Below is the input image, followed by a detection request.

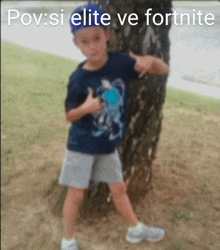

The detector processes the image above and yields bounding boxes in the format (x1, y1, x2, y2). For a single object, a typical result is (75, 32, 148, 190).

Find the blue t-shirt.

(65, 51, 138, 154)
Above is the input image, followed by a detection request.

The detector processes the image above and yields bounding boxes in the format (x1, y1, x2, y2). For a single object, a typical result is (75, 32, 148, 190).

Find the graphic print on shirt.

(91, 78, 125, 141)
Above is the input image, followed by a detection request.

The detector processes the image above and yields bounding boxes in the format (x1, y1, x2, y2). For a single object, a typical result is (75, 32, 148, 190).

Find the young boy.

(58, 4, 169, 250)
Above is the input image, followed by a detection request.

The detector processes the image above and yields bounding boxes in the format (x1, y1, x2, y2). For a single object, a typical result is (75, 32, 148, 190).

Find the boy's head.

(70, 4, 111, 61)
(70, 4, 105, 34)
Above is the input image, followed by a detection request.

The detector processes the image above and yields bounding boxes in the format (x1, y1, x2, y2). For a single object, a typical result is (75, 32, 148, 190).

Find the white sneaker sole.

(126, 231, 165, 243)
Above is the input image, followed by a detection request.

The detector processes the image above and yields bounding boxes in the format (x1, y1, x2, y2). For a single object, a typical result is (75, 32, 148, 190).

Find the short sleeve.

(64, 75, 81, 112)
(121, 53, 139, 80)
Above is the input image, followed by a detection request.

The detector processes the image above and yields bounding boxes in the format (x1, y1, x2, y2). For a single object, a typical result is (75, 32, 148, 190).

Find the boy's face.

(74, 27, 110, 62)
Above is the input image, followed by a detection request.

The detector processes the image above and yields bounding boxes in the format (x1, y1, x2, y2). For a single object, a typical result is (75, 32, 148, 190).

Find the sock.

(61, 238, 76, 249)
(129, 222, 144, 233)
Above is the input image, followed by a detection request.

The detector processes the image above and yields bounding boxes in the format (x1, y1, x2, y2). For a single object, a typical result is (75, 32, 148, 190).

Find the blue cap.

(69, 4, 105, 33)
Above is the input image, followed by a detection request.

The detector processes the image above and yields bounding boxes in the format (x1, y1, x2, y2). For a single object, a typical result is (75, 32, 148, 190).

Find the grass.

(1, 1, 12, 6)
(2, 41, 220, 250)
(164, 87, 220, 115)
(1, 41, 77, 172)
(2, 40, 219, 173)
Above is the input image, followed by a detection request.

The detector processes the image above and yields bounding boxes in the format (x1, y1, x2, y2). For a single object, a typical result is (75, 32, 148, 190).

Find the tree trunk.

(47, 0, 172, 217)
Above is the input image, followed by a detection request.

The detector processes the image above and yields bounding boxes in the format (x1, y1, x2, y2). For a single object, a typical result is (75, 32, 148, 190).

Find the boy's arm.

(129, 51, 169, 78)
(66, 88, 103, 123)
(66, 104, 88, 123)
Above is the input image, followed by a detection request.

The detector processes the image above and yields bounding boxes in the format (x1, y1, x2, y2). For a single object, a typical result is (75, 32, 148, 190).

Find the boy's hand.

(129, 51, 169, 77)
(82, 87, 103, 114)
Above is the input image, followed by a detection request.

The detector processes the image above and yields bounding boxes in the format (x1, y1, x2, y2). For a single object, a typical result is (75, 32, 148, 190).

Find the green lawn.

(2, 41, 220, 250)
(2, 40, 219, 172)
(1, 41, 77, 171)
(165, 86, 220, 115)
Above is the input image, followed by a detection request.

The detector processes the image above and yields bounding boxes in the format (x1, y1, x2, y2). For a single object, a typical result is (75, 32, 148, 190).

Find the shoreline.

(2, 39, 220, 100)
(2, 1, 219, 100)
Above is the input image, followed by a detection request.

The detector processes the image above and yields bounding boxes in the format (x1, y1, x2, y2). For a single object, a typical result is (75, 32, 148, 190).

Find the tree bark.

(47, 0, 172, 217)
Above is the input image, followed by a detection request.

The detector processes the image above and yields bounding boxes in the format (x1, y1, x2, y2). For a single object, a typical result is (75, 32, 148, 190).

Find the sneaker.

(126, 223, 165, 243)
(59, 240, 80, 250)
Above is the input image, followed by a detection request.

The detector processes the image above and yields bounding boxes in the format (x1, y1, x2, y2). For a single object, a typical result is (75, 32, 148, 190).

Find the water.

(1, 1, 220, 99)
(1, 1, 87, 61)
(170, 3, 220, 90)
(168, 2, 220, 99)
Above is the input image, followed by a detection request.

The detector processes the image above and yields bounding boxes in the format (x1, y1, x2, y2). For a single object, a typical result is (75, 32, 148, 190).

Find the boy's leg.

(92, 150, 165, 243)
(92, 150, 138, 226)
(109, 181, 165, 243)
(59, 149, 95, 239)
(63, 187, 84, 239)
(59, 149, 95, 249)
(108, 181, 138, 227)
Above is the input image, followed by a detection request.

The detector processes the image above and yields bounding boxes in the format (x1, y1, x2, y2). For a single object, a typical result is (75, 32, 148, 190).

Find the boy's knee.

(109, 181, 127, 199)
(68, 187, 84, 203)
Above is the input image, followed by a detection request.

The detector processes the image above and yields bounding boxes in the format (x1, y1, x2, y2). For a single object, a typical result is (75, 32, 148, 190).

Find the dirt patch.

(2, 110, 220, 250)
(202, 114, 220, 122)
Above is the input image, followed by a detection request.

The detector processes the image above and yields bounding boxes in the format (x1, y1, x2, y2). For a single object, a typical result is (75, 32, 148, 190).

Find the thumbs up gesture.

(82, 87, 103, 114)
(129, 51, 169, 77)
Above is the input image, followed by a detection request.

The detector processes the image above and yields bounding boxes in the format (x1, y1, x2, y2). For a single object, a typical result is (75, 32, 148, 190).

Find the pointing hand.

(129, 51, 169, 77)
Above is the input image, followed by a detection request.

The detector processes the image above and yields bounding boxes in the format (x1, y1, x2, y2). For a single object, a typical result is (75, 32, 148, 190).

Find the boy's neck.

(83, 53, 108, 71)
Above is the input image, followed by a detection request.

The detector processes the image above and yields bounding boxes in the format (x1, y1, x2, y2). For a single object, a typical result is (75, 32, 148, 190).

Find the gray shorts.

(58, 148, 123, 189)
